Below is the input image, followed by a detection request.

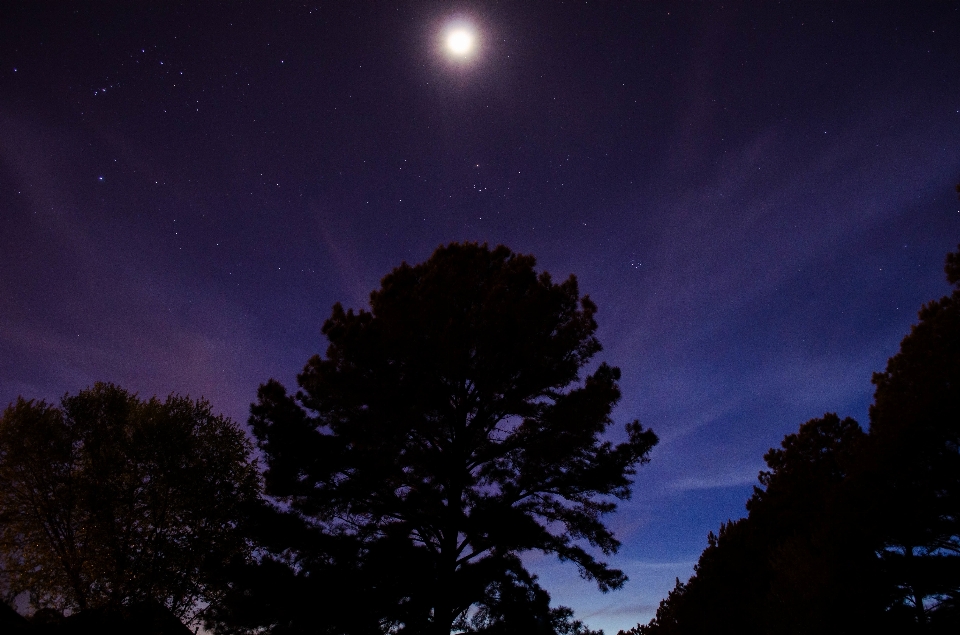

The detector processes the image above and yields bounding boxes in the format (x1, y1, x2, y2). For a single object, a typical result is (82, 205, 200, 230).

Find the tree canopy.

(866, 241, 960, 626)
(622, 240, 960, 635)
(624, 414, 879, 635)
(246, 242, 658, 634)
(0, 383, 260, 622)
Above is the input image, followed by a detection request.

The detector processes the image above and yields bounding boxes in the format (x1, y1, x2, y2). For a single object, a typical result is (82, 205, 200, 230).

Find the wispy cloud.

(583, 602, 659, 619)
(667, 470, 759, 492)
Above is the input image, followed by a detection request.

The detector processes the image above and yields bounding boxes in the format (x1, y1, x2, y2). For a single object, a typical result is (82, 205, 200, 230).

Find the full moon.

(446, 28, 475, 56)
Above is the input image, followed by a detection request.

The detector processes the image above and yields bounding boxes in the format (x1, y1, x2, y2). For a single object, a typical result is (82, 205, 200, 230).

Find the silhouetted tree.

(753, 414, 889, 634)
(205, 503, 430, 635)
(625, 517, 767, 635)
(864, 242, 960, 629)
(249, 243, 657, 634)
(624, 235, 960, 635)
(623, 415, 880, 635)
(0, 383, 259, 623)
(450, 554, 602, 635)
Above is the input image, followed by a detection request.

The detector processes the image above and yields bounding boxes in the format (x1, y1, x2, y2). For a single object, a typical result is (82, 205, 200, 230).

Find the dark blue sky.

(2, 2, 959, 631)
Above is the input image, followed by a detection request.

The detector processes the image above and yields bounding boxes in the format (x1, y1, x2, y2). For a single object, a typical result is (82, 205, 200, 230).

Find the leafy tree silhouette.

(864, 240, 960, 629)
(452, 554, 601, 635)
(247, 243, 657, 634)
(205, 503, 404, 635)
(623, 416, 885, 635)
(0, 383, 259, 624)
(622, 231, 960, 635)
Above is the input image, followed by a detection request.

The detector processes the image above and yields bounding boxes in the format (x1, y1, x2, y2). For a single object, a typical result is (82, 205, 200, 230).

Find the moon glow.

(446, 28, 475, 56)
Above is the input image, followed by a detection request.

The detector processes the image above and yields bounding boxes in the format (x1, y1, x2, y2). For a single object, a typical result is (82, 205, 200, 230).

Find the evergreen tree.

(865, 243, 960, 629)
(622, 236, 960, 635)
(247, 243, 657, 634)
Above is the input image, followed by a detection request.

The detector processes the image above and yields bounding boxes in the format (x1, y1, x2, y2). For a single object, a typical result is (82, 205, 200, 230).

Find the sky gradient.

(2, 2, 959, 631)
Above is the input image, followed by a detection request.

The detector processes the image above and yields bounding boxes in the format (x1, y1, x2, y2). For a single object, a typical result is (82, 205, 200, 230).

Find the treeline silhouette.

(618, 239, 960, 635)
(1, 243, 654, 635)
(1, 236, 958, 634)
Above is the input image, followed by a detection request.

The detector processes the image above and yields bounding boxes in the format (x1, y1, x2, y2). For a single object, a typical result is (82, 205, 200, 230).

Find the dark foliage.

(205, 502, 427, 635)
(0, 383, 259, 623)
(622, 239, 960, 635)
(0, 599, 193, 635)
(236, 243, 657, 634)
(625, 415, 880, 635)
(864, 241, 960, 628)
(452, 554, 602, 635)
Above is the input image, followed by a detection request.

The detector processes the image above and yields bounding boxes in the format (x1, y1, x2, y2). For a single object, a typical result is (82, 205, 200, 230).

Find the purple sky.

(2, 2, 959, 631)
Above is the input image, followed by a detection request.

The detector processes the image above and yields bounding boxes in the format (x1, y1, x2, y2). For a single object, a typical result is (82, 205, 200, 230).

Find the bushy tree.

(624, 414, 883, 635)
(249, 243, 657, 634)
(865, 243, 960, 628)
(206, 503, 432, 635)
(753, 414, 887, 634)
(624, 236, 960, 635)
(0, 383, 259, 622)
(452, 554, 602, 635)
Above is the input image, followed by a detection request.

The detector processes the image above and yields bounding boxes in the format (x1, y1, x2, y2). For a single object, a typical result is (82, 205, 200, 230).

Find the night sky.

(2, 2, 959, 631)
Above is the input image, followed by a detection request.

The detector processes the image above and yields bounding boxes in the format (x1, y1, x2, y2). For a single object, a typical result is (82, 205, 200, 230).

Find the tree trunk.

(905, 545, 926, 626)
(432, 550, 457, 635)
(433, 468, 465, 635)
